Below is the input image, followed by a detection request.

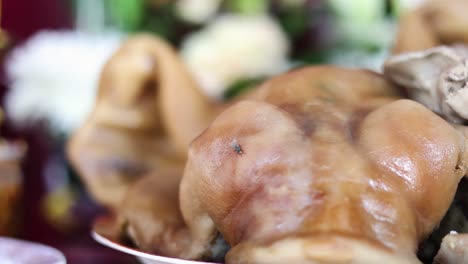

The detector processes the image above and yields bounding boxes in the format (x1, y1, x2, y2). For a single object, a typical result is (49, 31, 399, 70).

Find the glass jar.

(0, 140, 26, 236)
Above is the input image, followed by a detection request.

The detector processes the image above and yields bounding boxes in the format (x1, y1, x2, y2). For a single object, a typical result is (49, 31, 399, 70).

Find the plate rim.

(0, 236, 67, 264)
(92, 225, 219, 264)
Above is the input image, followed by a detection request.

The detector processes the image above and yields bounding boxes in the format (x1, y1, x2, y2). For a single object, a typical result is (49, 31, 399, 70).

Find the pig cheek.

(196, 136, 240, 221)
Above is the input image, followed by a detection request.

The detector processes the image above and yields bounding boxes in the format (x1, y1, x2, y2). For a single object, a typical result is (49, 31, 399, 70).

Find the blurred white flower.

(176, 0, 222, 24)
(5, 30, 122, 134)
(181, 15, 290, 99)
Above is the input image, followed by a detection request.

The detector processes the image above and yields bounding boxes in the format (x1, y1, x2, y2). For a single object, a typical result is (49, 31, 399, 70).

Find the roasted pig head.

(180, 66, 468, 263)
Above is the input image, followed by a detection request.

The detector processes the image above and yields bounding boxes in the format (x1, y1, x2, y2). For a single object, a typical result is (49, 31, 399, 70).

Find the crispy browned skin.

(67, 34, 217, 208)
(180, 66, 468, 263)
(394, 0, 468, 54)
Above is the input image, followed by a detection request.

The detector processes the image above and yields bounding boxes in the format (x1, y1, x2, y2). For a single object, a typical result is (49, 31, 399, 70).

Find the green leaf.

(223, 78, 264, 100)
(298, 51, 330, 65)
(278, 7, 308, 38)
(108, 0, 145, 31)
(390, 0, 421, 17)
(139, 2, 182, 43)
(228, 0, 268, 14)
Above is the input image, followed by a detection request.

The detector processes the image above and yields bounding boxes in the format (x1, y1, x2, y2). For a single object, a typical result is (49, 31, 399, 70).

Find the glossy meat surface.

(180, 66, 468, 263)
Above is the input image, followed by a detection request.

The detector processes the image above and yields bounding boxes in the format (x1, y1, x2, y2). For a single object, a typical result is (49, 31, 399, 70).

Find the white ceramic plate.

(92, 216, 220, 264)
(0, 237, 66, 264)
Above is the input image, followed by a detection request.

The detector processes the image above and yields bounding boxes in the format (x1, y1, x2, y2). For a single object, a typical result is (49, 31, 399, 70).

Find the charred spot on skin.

(231, 139, 244, 155)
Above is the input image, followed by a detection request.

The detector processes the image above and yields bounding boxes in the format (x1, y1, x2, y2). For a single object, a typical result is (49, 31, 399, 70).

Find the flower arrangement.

(4, 0, 424, 134)
(181, 14, 290, 99)
(5, 31, 122, 134)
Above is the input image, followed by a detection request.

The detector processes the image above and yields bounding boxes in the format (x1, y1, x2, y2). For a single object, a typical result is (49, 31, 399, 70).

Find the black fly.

(231, 139, 244, 155)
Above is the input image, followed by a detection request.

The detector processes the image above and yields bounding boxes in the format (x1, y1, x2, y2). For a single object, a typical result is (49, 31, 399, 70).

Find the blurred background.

(0, 0, 422, 263)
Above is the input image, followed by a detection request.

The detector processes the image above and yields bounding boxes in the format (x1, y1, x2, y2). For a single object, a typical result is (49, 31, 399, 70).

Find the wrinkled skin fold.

(180, 66, 468, 263)
(384, 45, 468, 124)
(389, 0, 468, 124)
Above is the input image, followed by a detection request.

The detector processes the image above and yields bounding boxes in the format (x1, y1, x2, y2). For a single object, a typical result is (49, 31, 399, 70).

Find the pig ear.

(383, 46, 462, 114)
